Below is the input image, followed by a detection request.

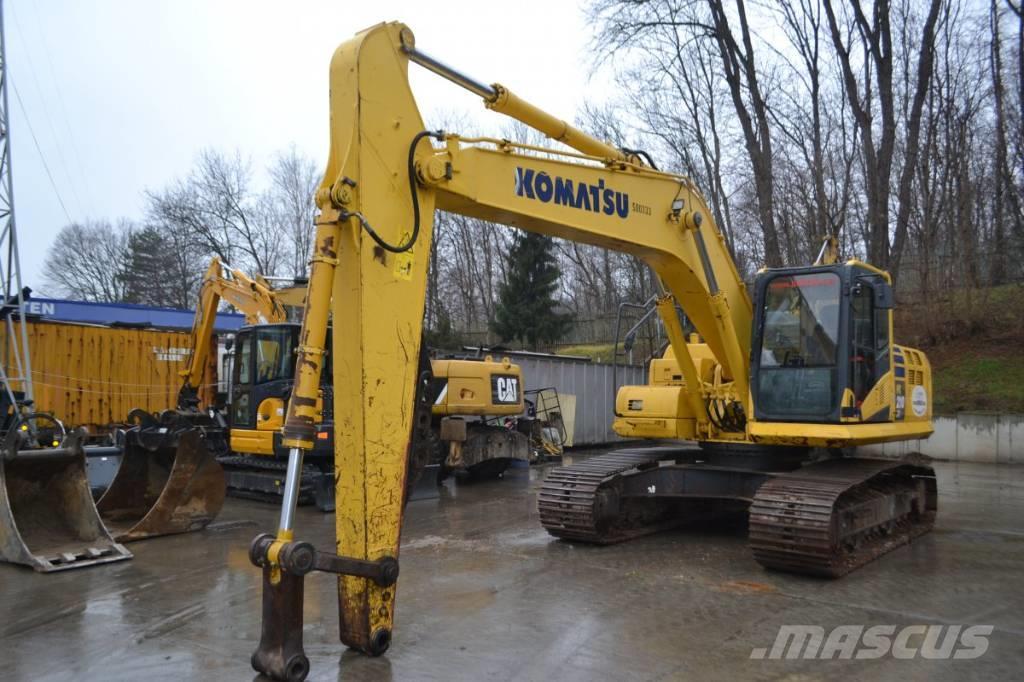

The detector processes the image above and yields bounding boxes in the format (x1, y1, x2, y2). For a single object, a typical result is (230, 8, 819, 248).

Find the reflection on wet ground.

(1, 450, 1022, 681)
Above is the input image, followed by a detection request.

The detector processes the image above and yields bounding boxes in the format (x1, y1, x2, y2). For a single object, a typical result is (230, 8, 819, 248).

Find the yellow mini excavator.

(248, 22, 936, 681)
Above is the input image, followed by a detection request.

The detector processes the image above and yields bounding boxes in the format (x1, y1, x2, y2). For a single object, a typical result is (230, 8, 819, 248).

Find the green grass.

(897, 282, 1024, 414)
(932, 353, 1024, 415)
(555, 343, 616, 363)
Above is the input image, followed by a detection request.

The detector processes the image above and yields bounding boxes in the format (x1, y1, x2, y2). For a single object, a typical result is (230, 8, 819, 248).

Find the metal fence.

(500, 351, 646, 446)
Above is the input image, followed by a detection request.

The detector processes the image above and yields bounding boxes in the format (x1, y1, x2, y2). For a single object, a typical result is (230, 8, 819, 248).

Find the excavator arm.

(178, 257, 287, 408)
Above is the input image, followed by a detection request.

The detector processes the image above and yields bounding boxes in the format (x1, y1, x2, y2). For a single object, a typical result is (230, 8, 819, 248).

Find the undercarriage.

(539, 444, 937, 577)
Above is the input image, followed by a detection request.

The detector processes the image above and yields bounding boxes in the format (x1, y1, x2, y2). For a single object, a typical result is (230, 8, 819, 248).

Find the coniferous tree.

(122, 226, 203, 309)
(490, 231, 571, 348)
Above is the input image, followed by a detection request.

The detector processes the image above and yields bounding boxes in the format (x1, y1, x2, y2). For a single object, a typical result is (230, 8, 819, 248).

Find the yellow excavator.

(248, 22, 936, 681)
(178, 256, 288, 409)
(176, 258, 533, 509)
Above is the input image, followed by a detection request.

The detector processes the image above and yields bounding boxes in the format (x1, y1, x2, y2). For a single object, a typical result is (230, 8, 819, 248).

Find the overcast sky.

(5, 0, 597, 294)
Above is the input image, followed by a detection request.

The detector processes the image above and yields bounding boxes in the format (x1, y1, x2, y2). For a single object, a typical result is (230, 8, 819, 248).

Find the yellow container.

(4, 319, 216, 433)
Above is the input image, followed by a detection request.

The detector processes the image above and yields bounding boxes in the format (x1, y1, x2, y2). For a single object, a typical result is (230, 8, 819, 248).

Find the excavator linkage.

(0, 428, 132, 572)
(96, 409, 226, 542)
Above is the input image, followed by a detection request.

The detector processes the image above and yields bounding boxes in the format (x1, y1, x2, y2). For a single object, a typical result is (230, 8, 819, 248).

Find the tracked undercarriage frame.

(539, 445, 937, 577)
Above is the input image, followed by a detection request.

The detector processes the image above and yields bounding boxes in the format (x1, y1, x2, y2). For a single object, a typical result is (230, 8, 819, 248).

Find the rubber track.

(216, 454, 323, 475)
(538, 448, 673, 543)
(217, 455, 324, 503)
(748, 457, 937, 577)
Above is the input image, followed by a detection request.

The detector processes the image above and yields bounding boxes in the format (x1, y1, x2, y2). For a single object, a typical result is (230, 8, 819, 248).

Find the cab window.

(236, 332, 252, 385)
(255, 327, 296, 384)
(850, 280, 891, 405)
(756, 273, 841, 419)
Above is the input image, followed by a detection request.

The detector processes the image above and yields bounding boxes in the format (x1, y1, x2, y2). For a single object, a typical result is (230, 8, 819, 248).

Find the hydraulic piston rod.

(278, 447, 304, 532)
(399, 30, 626, 162)
(400, 35, 495, 99)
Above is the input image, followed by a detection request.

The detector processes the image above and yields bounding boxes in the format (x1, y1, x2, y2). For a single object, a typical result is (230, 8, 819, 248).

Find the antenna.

(0, 0, 35, 409)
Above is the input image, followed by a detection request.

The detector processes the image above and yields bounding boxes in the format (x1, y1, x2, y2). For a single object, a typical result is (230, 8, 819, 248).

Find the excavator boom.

(179, 257, 287, 407)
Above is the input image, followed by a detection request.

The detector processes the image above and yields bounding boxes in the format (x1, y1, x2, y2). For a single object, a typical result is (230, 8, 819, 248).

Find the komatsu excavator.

(248, 22, 936, 681)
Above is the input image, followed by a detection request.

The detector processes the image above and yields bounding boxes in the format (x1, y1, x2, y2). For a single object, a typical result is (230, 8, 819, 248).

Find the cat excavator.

(248, 22, 936, 681)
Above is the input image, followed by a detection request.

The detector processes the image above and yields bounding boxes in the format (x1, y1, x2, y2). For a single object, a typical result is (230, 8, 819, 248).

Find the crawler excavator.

(248, 22, 936, 681)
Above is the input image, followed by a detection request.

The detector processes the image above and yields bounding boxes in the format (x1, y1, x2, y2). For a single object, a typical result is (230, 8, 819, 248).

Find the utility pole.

(0, 0, 34, 408)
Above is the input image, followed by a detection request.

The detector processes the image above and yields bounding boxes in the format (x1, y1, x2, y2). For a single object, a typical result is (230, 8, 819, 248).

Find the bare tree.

(705, 0, 785, 265)
(146, 149, 286, 277)
(589, 0, 785, 266)
(42, 219, 132, 301)
(265, 145, 320, 278)
(822, 0, 943, 274)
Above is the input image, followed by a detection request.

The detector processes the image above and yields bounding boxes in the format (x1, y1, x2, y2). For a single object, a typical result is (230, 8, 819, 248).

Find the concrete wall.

(862, 413, 1024, 463)
(507, 353, 646, 446)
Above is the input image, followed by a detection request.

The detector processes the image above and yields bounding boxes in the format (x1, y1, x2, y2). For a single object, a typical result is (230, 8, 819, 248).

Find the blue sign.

(22, 298, 245, 333)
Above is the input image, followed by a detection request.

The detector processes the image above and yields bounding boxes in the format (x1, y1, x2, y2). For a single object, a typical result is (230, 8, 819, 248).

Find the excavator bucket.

(0, 429, 132, 572)
(96, 409, 226, 542)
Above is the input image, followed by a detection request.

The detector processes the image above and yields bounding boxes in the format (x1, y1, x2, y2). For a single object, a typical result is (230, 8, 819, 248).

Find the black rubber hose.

(346, 129, 444, 254)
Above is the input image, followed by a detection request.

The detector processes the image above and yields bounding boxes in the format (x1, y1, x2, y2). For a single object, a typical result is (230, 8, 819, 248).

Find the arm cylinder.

(485, 85, 626, 161)
(277, 215, 340, 537)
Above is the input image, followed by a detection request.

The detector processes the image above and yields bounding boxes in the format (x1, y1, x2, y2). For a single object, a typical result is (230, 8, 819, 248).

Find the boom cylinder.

(399, 31, 626, 162)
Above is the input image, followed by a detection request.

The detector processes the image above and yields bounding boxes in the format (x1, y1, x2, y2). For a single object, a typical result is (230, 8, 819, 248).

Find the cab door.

(848, 275, 893, 420)
(231, 329, 255, 429)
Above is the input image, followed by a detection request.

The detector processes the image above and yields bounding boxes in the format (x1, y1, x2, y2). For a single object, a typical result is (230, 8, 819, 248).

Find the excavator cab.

(750, 261, 925, 428)
(230, 324, 299, 441)
(224, 323, 335, 509)
(229, 323, 333, 457)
